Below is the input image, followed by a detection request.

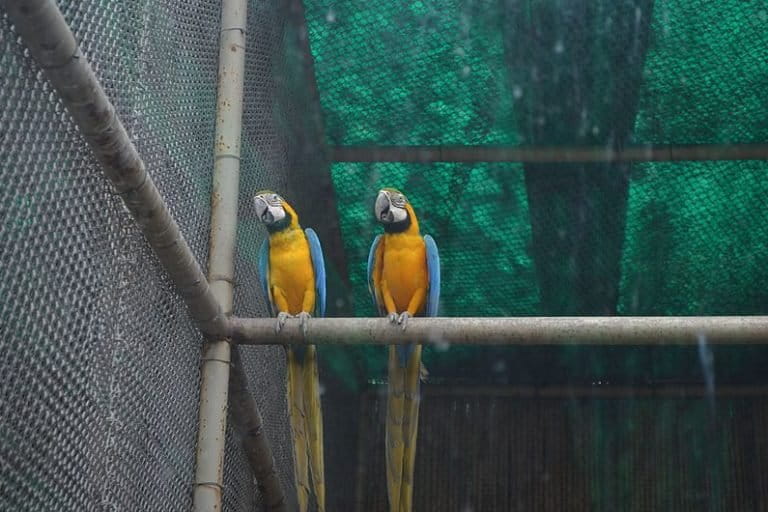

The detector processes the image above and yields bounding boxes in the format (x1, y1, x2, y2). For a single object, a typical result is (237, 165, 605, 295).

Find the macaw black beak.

(253, 196, 272, 224)
(375, 191, 393, 223)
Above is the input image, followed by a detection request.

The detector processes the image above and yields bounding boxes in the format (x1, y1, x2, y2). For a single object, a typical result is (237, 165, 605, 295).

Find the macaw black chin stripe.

(266, 209, 293, 234)
(383, 214, 411, 234)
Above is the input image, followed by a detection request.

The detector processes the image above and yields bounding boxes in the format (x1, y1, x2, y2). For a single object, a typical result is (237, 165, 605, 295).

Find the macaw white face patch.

(254, 193, 286, 225)
(375, 190, 409, 224)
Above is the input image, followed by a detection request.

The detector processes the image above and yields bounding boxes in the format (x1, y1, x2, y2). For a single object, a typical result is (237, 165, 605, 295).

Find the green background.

(302, 0, 768, 389)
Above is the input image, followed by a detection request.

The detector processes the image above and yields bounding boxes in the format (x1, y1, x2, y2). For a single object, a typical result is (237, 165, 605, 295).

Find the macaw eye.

(272, 194, 278, 201)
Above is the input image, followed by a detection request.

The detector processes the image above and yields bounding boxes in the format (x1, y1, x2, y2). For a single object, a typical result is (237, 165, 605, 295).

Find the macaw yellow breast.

(382, 234, 428, 313)
(269, 230, 315, 315)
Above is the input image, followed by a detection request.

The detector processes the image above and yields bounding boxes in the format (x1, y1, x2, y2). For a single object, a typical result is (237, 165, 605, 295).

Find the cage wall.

(357, 387, 768, 511)
(302, 0, 768, 380)
(0, 0, 335, 509)
(301, 0, 768, 509)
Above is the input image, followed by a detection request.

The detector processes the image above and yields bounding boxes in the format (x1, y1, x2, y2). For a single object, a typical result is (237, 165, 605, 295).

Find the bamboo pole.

(331, 144, 768, 163)
(193, 0, 248, 510)
(4, 0, 227, 337)
(228, 350, 288, 511)
(228, 316, 768, 346)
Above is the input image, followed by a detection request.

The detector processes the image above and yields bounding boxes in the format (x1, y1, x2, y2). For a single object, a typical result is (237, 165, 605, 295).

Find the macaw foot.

(297, 311, 312, 336)
(397, 311, 411, 331)
(275, 311, 293, 334)
(420, 362, 430, 382)
(387, 312, 399, 324)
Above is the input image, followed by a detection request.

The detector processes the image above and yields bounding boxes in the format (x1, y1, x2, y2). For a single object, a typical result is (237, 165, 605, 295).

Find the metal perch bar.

(332, 144, 768, 163)
(4, 0, 227, 337)
(229, 316, 768, 345)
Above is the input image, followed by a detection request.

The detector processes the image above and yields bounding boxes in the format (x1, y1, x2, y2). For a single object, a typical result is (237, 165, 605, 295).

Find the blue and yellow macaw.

(368, 188, 440, 512)
(253, 191, 325, 512)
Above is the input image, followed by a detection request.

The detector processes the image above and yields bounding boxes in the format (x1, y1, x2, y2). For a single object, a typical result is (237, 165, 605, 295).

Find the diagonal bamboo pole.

(228, 350, 288, 511)
(7, 1, 285, 508)
(227, 316, 768, 346)
(3, 0, 228, 338)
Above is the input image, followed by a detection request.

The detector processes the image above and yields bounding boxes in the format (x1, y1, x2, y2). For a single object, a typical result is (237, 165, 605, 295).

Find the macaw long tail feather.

(287, 348, 310, 512)
(386, 344, 422, 512)
(386, 346, 404, 512)
(303, 345, 326, 512)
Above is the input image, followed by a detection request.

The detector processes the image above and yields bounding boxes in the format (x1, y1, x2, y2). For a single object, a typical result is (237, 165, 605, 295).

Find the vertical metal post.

(192, 0, 247, 510)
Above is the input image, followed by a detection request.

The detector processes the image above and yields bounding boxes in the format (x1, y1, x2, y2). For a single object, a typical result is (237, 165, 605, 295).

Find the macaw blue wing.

(258, 237, 274, 316)
(367, 234, 384, 315)
(424, 234, 440, 317)
(305, 228, 326, 318)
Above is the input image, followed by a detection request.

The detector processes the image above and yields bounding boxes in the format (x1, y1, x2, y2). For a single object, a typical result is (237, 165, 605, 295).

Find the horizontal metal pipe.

(229, 316, 768, 346)
(332, 144, 768, 164)
(6, 0, 227, 336)
(404, 385, 768, 399)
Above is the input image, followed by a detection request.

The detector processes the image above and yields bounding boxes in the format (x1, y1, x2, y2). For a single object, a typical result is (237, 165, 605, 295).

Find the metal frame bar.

(228, 316, 768, 345)
(4, 0, 228, 337)
(332, 144, 768, 163)
(408, 385, 768, 398)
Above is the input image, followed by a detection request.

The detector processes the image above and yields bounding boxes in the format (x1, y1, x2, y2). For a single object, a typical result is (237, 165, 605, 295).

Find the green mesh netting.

(305, 3, 768, 507)
(305, 0, 768, 388)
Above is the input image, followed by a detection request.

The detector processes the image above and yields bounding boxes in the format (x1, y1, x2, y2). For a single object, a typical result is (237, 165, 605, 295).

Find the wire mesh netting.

(302, 0, 768, 509)
(0, 0, 337, 509)
(3, 0, 768, 510)
(304, 0, 768, 379)
(358, 388, 768, 511)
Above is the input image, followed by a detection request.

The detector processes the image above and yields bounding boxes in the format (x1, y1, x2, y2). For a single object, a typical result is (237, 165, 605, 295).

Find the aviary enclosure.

(2, 0, 768, 510)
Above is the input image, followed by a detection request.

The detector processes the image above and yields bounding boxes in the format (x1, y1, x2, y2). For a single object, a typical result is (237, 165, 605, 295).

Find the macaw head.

(374, 188, 417, 233)
(253, 190, 295, 232)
